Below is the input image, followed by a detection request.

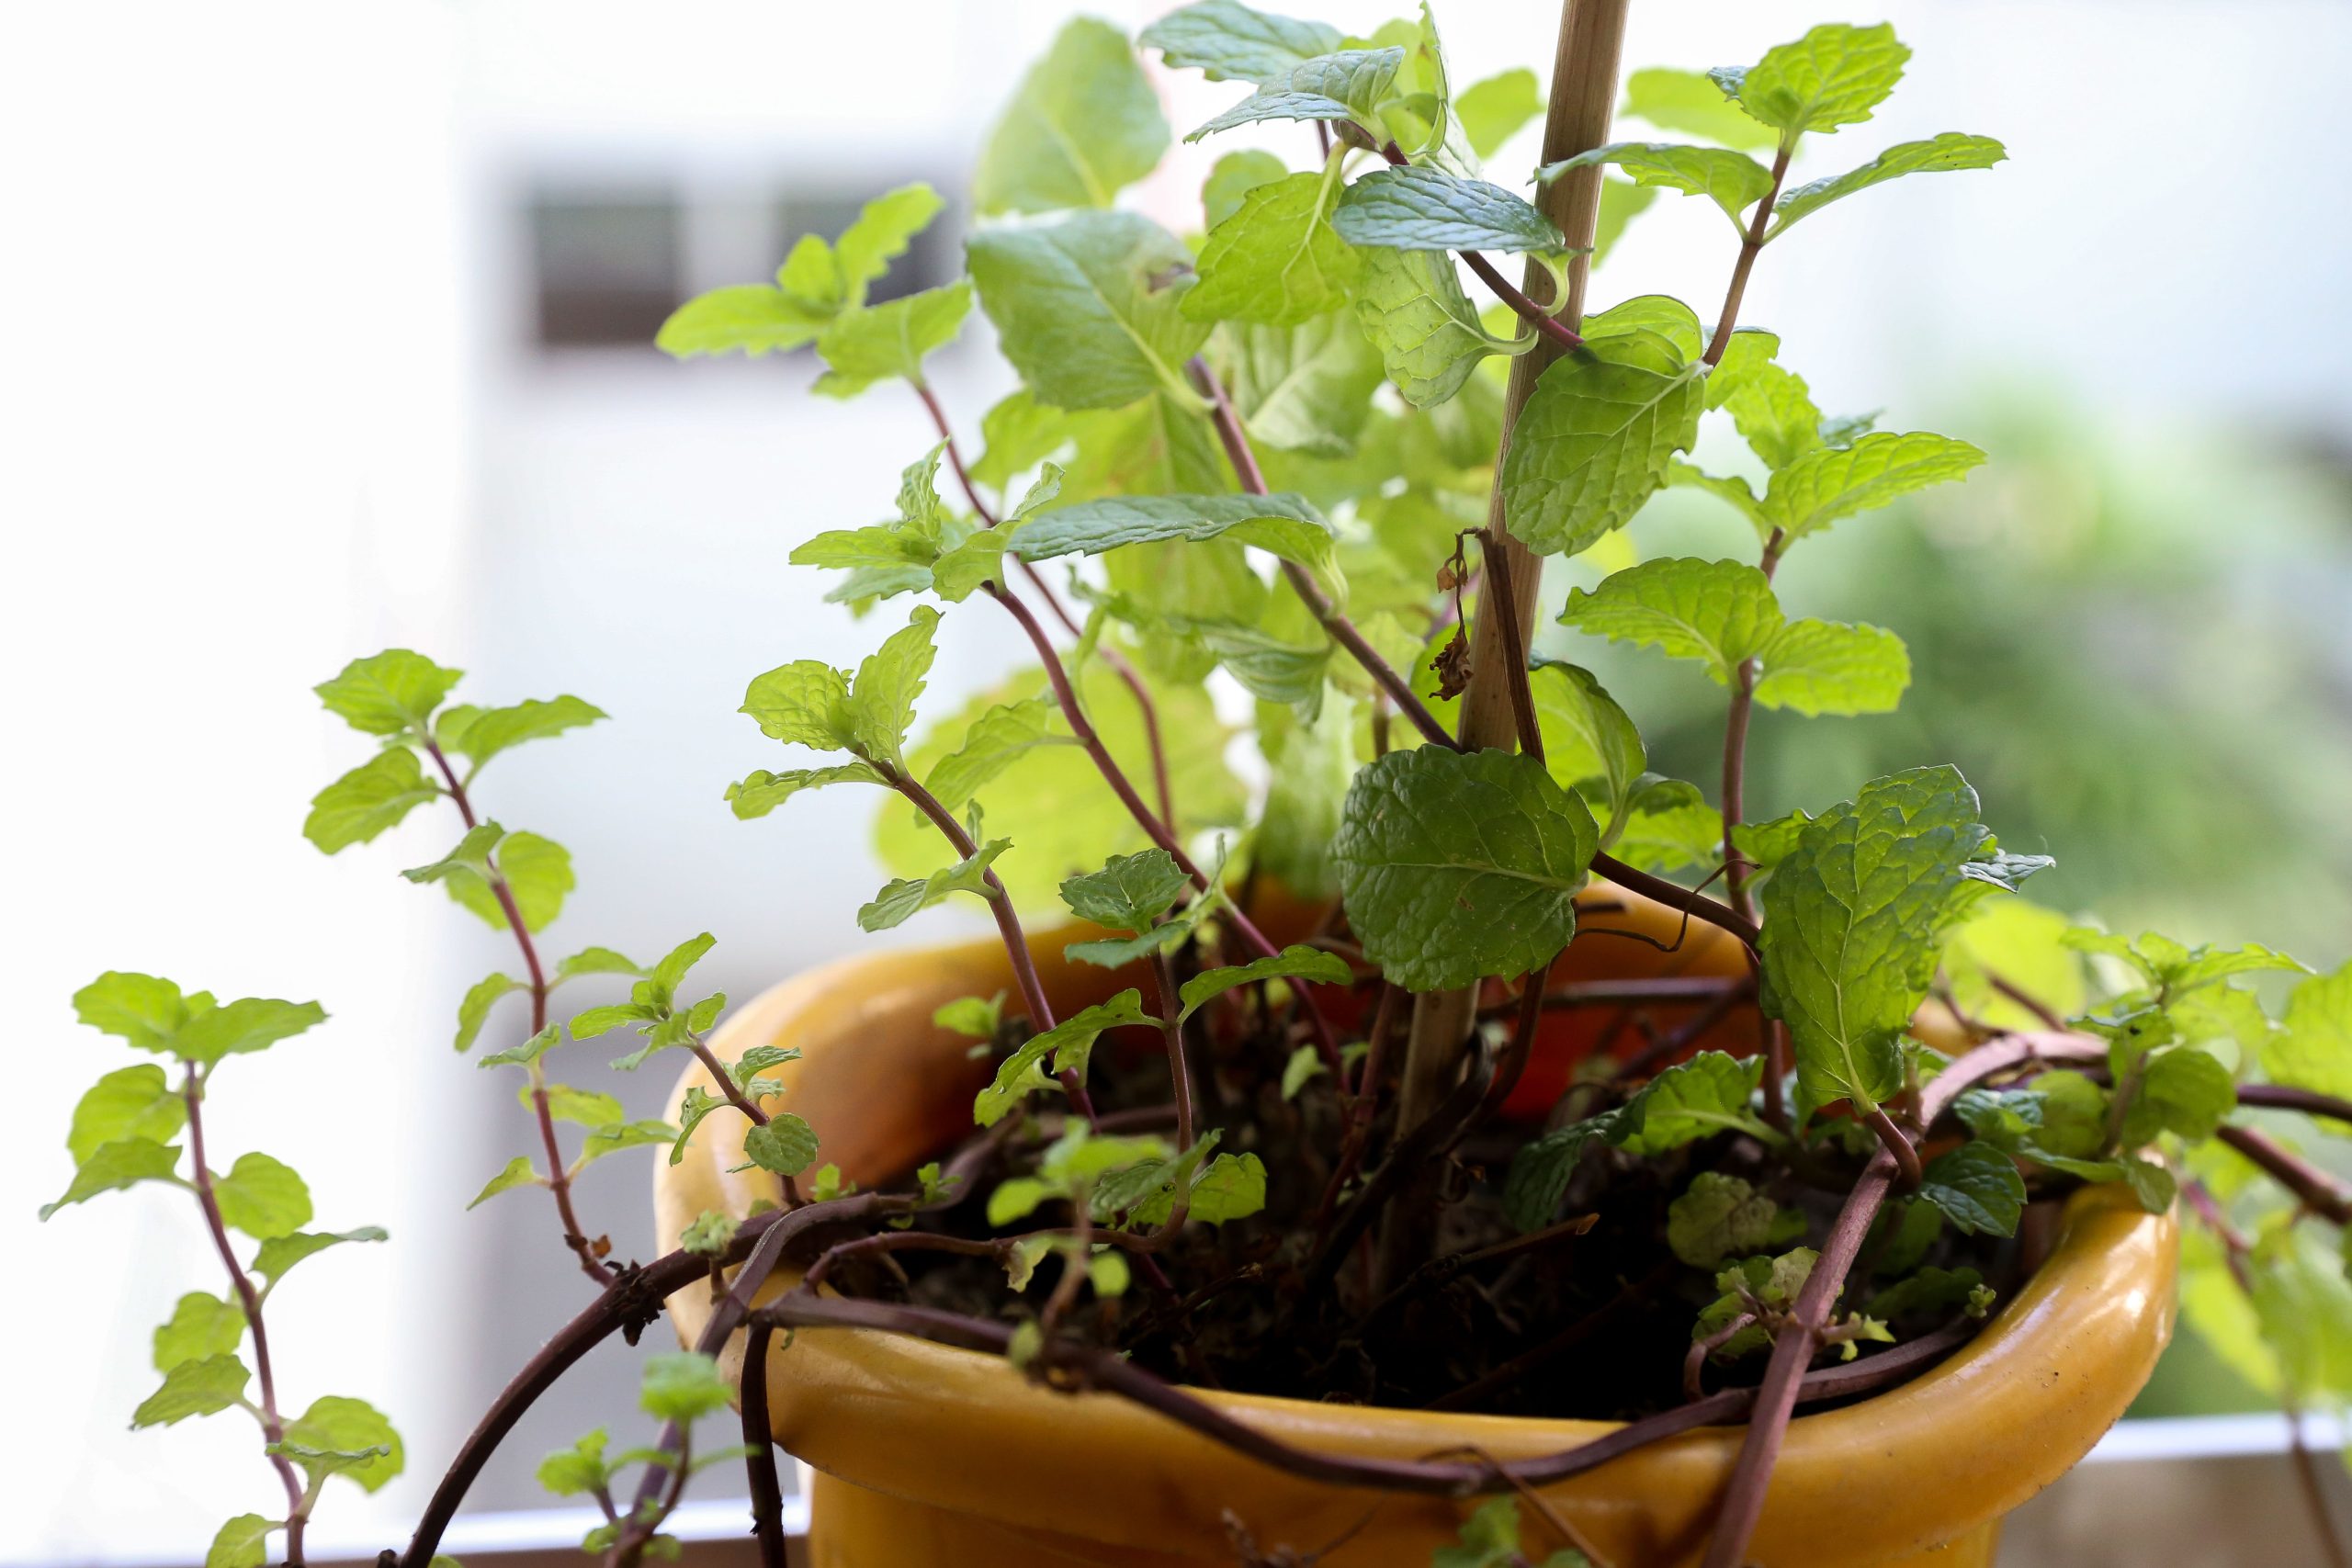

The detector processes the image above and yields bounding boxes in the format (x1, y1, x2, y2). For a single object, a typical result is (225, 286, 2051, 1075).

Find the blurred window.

(531, 193, 682, 348)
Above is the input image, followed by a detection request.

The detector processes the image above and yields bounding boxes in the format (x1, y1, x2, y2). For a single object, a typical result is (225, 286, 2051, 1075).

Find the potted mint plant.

(40, 5, 2352, 1566)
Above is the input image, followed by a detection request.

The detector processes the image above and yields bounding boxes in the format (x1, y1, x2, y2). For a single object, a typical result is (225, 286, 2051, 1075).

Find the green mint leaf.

(740, 661, 855, 752)
(1184, 166, 1360, 327)
(1752, 618, 1912, 716)
(154, 1292, 244, 1372)
(847, 605, 939, 770)
(580, 1119, 678, 1164)
(537, 1083, 626, 1130)
(1530, 660, 1645, 818)
(2120, 1047, 2234, 1147)
(250, 1226, 388, 1287)
(651, 934, 716, 1008)
(1332, 747, 1598, 993)
(1621, 66, 1774, 152)
(1012, 492, 1332, 579)
(1860, 1264, 1986, 1324)
(656, 284, 828, 359)
(435, 694, 605, 773)
(1177, 1151, 1268, 1224)
(1349, 243, 1510, 409)
(1770, 133, 2007, 237)
(467, 1156, 542, 1210)
(640, 1351, 732, 1424)
(726, 761, 888, 821)
(73, 971, 192, 1052)
(211, 1151, 312, 1240)
(1940, 897, 2086, 1032)
(304, 750, 438, 853)
(1504, 1107, 1632, 1231)
(1716, 23, 1910, 138)
(681, 1209, 740, 1257)
(975, 17, 1169, 215)
(1728, 805, 1812, 872)
(206, 1517, 274, 1568)
(478, 1025, 561, 1069)
(1059, 848, 1192, 932)
(1708, 335, 1826, 471)
(1499, 329, 1703, 556)
(443, 831, 573, 935)
(813, 281, 973, 399)
(69, 1065, 187, 1165)
(971, 389, 1075, 491)
(833, 183, 944, 303)
(2064, 928, 2306, 996)
(1182, 49, 1406, 143)
(1582, 294, 1706, 362)
(41, 1136, 183, 1219)
(2269, 961, 2352, 1100)
(974, 990, 1154, 1125)
(1668, 1171, 1781, 1268)
(279, 1393, 403, 1493)
(314, 649, 462, 736)
(537, 1430, 613, 1496)
(1203, 151, 1291, 232)
(925, 694, 1069, 814)
(968, 211, 1211, 409)
(1089, 1131, 1213, 1226)
(858, 839, 1012, 932)
(1603, 782, 1726, 874)
(1178, 944, 1351, 1022)
(1616, 1051, 1768, 1155)
(1139, 1, 1341, 84)
(934, 994, 1006, 1040)
(1760, 429, 1986, 540)
(2118, 1156, 2177, 1213)
(1559, 557, 1782, 682)
(1221, 312, 1385, 457)
(132, 1354, 250, 1427)
(1454, 67, 1542, 157)
(1666, 460, 1769, 532)
(454, 972, 522, 1053)
(670, 1088, 730, 1164)
(1758, 766, 1995, 1114)
(1281, 1043, 1324, 1100)
(737, 1113, 820, 1178)
(1538, 142, 1773, 229)
(401, 821, 504, 888)
(1333, 165, 1568, 257)
(1918, 1141, 2026, 1237)
(989, 1177, 1052, 1227)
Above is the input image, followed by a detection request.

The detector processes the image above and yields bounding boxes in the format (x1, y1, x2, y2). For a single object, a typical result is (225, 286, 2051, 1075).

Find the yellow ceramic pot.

(656, 889, 2176, 1567)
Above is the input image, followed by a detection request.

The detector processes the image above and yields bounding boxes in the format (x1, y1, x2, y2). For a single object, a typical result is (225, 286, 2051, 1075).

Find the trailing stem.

(422, 739, 614, 1286)
(184, 1067, 309, 1562)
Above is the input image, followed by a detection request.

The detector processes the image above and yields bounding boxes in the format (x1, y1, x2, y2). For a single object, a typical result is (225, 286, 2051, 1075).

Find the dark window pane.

(532, 195, 681, 349)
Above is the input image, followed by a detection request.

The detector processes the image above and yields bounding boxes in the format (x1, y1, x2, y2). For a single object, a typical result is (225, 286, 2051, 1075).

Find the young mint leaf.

(1559, 557, 1782, 682)
(1538, 142, 1773, 229)
(1771, 133, 2007, 237)
(1140, 1, 1341, 84)
(1758, 766, 1995, 1115)
(40, 1136, 184, 1219)
(454, 973, 522, 1053)
(1175, 1151, 1267, 1224)
(726, 761, 888, 821)
(1281, 1044, 1325, 1100)
(1616, 1051, 1770, 1155)
(1504, 1107, 1634, 1232)
(304, 750, 438, 852)
(1750, 618, 1911, 716)
(1582, 294, 1706, 362)
(832, 183, 944, 302)
(314, 649, 462, 737)
(1709, 339, 1826, 471)
(858, 839, 1012, 932)
(681, 1208, 740, 1258)
(934, 994, 1006, 1041)
(1333, 165, 1569, 258)
(206, 1516, 274, 1568)
(437, 694, 605, 773)
(1182, 49, 1406, 143)
(2120, 1047, 2235, 1147)
(251, 1226, 388, 1287)
(279, 1394, 403, 1493)
(1222, 312, 1385, 457)
(211, 1151, 312, 1240)
(580, 1119, 679, 1165)
(1604, 784, 1726, 874)
(640, 1351, 732, 1423)
(478, 1025, 561, 1070)
(401, 821, 506, 888)
(813, 281, 973, 399)
(443, 832, 573, 935)
(1668, 1172, 1781, 1268)
(847, 605, 939, 771)
(925, 694, 1069, 814)
(969, 211, 1208, 410)
(1715, 23, 1909, 138)
(537, 1083, 626, 1130)
(2269, 962, 2352, 1100)
(132, 1354, 251, 1427)
(1332, 747, 1598, 993)
(736, 1113, 820, 1178)
(1499, 329, 1703, 557)
(73, 970, 192, 1052)
(1621, 66, 1774, 152)
(975, 991, 1155, 1125)
(1202, 149, 1292, 232)
(467, 1156, 542, 1210)
(1760, 430, 1986, 540)
(975, 17, 1169, 215)
(69, 1065, 187, 1164)
(1454, 67, 1542, 157)
(154, 1292, 244, 1372)
(1059, 849, 1191, 933)
(1012, 493, 1334, 585)
(1184, 166, 1359, 327)
(655, 284, 830, 359)
(537, 1430, 612, 1496)
(1918, 1142, 2026, 1237)
(1349, 243, 1510, 408)
(739, 661, 855, 751)
(1178, 945, 1352, 1022)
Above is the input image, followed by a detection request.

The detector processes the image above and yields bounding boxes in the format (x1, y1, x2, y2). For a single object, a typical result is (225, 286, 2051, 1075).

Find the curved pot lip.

(658, 893, 2177, 1563)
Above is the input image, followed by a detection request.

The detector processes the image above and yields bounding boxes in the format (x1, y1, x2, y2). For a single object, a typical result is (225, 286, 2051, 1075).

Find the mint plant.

(42, 5, 2352, 1566)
